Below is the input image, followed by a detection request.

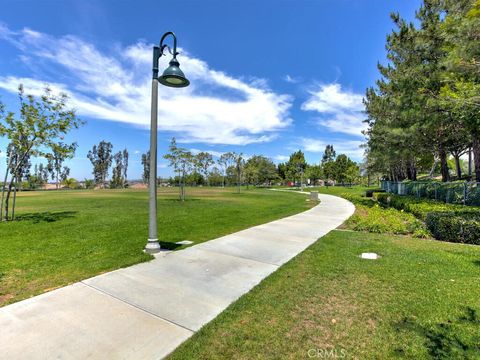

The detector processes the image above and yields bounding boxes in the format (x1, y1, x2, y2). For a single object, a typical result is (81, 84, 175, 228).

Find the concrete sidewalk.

(0, 193, 354, 360)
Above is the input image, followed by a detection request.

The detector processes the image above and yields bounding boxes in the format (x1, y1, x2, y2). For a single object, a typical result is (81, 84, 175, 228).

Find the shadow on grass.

(158, 241, 183, 250)
(161, 198, 201, 203)
(473, 260, 480, 267)
(394, 307, 480, 359)
(15, 211, 77, 223)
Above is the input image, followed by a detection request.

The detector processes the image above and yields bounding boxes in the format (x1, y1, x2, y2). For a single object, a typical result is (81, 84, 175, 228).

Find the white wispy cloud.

(273, 155, 289, 162)
(301, 83, 366, 137)
(299, 137, 364, 160)
(284, 75, 301, 84)
(0, 25, 293, 145)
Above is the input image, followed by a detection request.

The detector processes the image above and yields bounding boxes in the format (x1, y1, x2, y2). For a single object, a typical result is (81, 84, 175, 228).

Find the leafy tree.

(1, 142, 31, 219)
(111, 151, 126, 189)
(323, 161, 336, 181)
(62, 177, 78, 189)
(285, 150, 306, 184)
(0, 85, 82, 221)
(141, 151, 150, 184)
(59, 166, 70, 184)
(345, 162, 360, 185)
(277, 162, 288, 182)
(87, 141, 113, 188)
(321, 145, 336, 164)
(218, 152, 235, 187)
(440, 0, 480, 180)
(195, 152, 214, 186)
(27, 164, 49, 190)
(37, 164, 50, 183)
(364, 1, 474, 182)
(305, 164, 323, 185)
(333, 154, 359, 185)
(231, 152, 245, 193)
(244, 155, 278, 187)
(84, 179, 95, 189)
(164, 138, 194, 201)
(46, 142, 77, 189)
(122, 148, 129, 184)
(207, 166, 224, 186)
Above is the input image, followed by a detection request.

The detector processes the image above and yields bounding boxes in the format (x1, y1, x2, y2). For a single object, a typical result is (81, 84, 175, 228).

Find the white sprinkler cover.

(360, 252, 379, 260)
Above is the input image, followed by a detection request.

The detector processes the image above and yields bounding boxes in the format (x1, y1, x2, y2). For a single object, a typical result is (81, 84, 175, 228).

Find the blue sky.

(0, 0, 422, 180)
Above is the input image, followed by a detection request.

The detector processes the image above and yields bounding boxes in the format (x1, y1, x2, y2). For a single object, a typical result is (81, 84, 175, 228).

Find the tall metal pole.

(145, 47, 161, 254)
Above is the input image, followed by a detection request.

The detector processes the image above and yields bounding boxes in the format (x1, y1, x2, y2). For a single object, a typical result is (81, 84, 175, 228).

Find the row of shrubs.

(374, 193, 480, 245)
(340, 192, 429, 238)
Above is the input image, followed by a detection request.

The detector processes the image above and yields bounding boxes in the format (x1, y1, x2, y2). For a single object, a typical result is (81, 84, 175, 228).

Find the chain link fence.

(380, 180, 480, 206)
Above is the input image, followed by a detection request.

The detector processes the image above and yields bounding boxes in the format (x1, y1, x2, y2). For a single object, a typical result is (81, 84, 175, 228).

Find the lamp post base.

(145, 239, 161, 254)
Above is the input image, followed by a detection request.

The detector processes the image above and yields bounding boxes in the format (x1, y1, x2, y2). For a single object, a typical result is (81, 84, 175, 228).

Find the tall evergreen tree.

(141, 151, 150, 184)
(321, 145, 336, 164)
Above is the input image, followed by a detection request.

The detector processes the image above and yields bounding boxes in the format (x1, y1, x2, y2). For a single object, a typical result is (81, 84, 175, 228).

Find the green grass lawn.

(168, 186, 480, 359)
(169, 230, 480, 360)
(0, 187, 313, 306)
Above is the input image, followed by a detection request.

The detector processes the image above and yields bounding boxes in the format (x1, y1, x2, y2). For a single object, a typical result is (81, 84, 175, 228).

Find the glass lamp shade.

(158, 58, 189, 88)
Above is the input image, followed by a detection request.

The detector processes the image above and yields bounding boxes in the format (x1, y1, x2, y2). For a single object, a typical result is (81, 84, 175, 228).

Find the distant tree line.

(159, 138, 361, 201)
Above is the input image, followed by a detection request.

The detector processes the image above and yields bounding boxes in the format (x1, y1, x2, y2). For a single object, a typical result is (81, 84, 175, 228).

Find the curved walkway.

(0, 193, 354, 360)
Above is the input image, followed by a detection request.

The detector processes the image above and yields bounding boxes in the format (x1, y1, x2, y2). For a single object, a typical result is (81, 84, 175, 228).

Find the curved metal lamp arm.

(160, 31, 178, 57)
(152, 31, 178, 79)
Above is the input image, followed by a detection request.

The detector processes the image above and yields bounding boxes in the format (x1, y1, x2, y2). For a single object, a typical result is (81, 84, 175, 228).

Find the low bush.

(365, 188, 385, 198)
(346, 203, 427, 236)
(336, 192, 428, 237)
(426, 211, 480, 245)
(374, 193, 463, 220)
(375, 193, 480, 244)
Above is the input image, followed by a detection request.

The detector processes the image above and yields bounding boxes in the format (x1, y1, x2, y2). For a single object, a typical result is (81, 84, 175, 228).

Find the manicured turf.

(168, 230, 480, 359)
(0, 187, 313, 306)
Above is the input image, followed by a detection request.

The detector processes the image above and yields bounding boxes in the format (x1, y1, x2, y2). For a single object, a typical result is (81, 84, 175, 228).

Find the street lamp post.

(145, 32, 190, 254)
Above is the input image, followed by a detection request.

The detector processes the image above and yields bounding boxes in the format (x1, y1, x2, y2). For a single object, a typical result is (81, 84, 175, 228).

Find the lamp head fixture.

(153, 32, 190, 88)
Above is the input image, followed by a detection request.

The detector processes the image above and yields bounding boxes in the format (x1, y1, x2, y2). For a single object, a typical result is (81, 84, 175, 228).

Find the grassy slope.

(169, 230, 480, 360)
(0, 187, 313, 306)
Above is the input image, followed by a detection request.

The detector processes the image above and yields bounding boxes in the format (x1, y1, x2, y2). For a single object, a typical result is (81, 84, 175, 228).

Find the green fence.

(380, 181, 480, 206)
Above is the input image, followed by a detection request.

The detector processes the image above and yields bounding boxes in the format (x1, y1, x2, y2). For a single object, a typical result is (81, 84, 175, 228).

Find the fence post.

(463, 181, 467, 206)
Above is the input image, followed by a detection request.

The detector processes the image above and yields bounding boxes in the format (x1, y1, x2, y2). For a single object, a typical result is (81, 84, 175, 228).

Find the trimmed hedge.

(375, 193, 480, 244)
(374, 193, 462, 220)
(426, 211, 480, 245)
